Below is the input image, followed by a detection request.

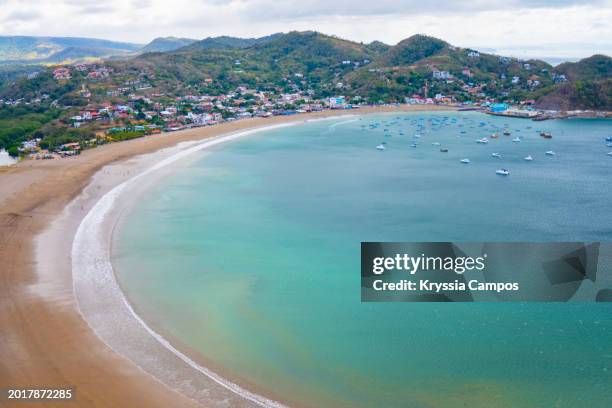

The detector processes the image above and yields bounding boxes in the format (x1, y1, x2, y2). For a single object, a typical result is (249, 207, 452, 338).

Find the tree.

(7, 146, 19, 157)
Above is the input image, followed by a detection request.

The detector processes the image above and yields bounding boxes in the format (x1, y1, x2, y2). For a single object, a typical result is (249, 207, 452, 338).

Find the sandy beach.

(0, 105, 455, 407)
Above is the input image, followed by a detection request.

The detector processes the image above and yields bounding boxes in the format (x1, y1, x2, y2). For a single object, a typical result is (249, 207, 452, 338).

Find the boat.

(432, 142, 441, 146)
(491, 153, 501, 158)
(524, 155, 533, 161)
(410, 143, 418, 148)
(496, 169, 510, 176)
(545, 151, 556, 156)
(490, 133, 499, 138)
(476, 138, 489, 144)
(440, 148, 448, 153)
(460, 158, 471, 164)
(608, 152, 612, 157)
(540, 131, 552, 138)
(607, 143, 612, 147)
(503, 130, 511, 136)
(376, 144, 386, 150)
(512, 137, 521, 142)
(606, 137, 612, 142)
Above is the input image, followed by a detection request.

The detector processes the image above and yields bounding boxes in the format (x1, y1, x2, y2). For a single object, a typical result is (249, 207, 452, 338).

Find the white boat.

(491, 153, 501, 158)
(460, 158, 471, 164)
(376, 144, 385, 150)
(496, 169, 510, 176)
(545, 151, 556, 156)
(512, 137, 521, 142)
(608, 152, 612, 156)
(432, 142, 441, 146)
(476, 138, 489, 144)
(524, 155, 533, 161)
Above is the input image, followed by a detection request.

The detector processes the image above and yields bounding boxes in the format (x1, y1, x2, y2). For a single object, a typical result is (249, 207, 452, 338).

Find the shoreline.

(0, 105, 455, 407)
(73, 122, 301, 407)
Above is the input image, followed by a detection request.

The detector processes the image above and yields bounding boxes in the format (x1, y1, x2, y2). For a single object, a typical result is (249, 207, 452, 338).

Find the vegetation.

(107, 129, 146, 141)
(0, 105, 61, 153)
(140, 37, 197, 53)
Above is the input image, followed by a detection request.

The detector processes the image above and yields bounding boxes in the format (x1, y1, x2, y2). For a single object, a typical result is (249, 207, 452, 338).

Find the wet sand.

(0, 105, 455, 407)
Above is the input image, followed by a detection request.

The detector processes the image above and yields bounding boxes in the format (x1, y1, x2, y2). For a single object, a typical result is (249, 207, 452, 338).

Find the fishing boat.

(376, 144, 386, 150)
(540, 131, 552, 139)
(545, 151, 556, 156)
(491, 153, 501, 158)
(440, 148, 448, 153)
(503, 130, 511, 136)
(496, 169, 510, 176)
(460, 158, 471, 164)
(476, 138, 489, 144)
(512, 137, 521, 142)
(524, 155, 533, 161)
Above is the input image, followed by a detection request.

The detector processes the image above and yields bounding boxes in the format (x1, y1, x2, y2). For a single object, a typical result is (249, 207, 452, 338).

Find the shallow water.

(113, 112, 612, 407)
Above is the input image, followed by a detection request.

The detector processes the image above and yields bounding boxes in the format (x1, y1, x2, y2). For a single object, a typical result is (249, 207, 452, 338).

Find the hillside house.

(432, 70, 452, 80)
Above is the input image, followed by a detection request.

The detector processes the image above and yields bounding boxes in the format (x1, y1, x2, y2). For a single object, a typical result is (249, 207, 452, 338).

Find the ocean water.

(113, 112, 612, 407)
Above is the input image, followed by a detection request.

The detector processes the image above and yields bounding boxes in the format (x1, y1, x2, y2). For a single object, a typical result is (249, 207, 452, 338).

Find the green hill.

(535, 55, 611, 110)
(376, 35, 449, 66)
(555, 54, 611, 81)
(183, 34, 283, 51)
(140, 37, 197, 53)
(0, 36, 142, 64)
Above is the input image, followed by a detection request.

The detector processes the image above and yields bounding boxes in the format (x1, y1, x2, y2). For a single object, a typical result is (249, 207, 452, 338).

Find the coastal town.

(1, 35, 609, 162)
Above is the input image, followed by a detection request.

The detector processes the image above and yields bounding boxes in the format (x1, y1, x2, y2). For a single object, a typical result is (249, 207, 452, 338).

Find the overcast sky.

(1, 0, 611, 59)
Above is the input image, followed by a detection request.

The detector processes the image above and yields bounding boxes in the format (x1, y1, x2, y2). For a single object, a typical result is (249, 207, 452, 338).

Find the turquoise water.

(113, 112, 612, 407)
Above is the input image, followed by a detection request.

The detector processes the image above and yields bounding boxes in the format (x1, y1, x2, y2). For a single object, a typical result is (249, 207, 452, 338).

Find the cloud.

(0, 0, 609, 59)
(229, 0, 611, 19)
(2, 10, 41, 22)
